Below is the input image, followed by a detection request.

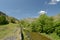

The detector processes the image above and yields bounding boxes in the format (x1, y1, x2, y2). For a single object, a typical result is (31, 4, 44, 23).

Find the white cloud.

(56, 0, 60, 2)
(38, 10, 47, 14)
(48, 0, 60, 5)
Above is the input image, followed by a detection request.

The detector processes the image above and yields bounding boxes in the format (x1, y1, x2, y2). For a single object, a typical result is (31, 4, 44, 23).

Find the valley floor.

(0, 23, 21, 40)
(0, 23, 60, 40)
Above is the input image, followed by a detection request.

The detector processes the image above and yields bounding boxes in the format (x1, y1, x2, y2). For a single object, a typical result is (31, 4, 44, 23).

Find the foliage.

(20, 20, 30, 28)
(31, 14, 54, 34)
(11, 18, 16, 23)
(0, 15, 9, 25)
(54, 19, 60, 37)
(30, 22, 41, 32)
(0, 11, 9, 25)
(20, 13, 60, 37)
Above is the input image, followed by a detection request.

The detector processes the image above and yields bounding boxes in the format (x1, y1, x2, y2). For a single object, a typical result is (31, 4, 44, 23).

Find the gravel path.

(4, 36, 17, 40)
(2, 27, 21, 40)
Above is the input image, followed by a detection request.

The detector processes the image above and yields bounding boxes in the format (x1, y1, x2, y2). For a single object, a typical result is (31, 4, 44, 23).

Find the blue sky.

(0, 0, 60, 19)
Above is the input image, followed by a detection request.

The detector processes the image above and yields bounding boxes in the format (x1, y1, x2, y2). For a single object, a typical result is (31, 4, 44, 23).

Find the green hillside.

(0, 23, 19, 39)
(20, 14, 60, 40)
(0, 11, 20, 40)
(0, 11, 60, 40)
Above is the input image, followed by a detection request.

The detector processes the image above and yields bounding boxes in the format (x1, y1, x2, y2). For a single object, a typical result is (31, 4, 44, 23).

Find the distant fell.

(0, 11, 19, 25)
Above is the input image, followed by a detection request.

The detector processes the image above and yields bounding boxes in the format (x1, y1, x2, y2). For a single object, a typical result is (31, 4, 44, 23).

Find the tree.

(37, 14, 49, 33)
(44, 17, 54, 34)
(30, 21, 41, 32)
(33, 14, 54, 34)
(54, 19, 60, 37)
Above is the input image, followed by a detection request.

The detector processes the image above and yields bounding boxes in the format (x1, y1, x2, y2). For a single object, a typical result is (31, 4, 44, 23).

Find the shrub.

(0, 15, 9, 25)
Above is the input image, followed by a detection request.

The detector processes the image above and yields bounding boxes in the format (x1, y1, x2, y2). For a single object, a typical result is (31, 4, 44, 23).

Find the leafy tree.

(37, 14, 49, 33)
(54, 19, 60, 37)
(43, 17, 54, 34)
(38, 14, 48, 32)
(31, 14, 54, 34)
(30, 21, 41, 32)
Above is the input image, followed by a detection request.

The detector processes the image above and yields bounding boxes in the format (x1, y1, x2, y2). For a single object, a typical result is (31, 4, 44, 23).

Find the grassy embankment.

(41, 33, 60, 40)
(0, 23, 19, 39)
(0, 23, 60, 40)
(23, 27, 60, 40)
(23, 28, 52, 40)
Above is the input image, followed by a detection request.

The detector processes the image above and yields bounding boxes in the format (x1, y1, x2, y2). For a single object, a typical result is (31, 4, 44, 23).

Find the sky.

(0, 0, 60, 19)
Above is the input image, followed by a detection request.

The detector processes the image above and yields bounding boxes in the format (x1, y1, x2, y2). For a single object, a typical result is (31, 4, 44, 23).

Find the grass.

(23, 27, 52, 40)
(30, 32, 52, 40)
(0, 23, 19, 39)
(1, 23, 60, 40)
(24, 31, 60, 40)
(41, 33, 60, 40)
(23, 29, 28, 40)
(49, 33, 60, 40)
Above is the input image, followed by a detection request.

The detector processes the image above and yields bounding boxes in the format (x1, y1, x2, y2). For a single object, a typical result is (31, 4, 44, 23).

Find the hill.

(0, 11, 20, 40)
(0, 11, 19, 25)
(20, 14, 60, 40)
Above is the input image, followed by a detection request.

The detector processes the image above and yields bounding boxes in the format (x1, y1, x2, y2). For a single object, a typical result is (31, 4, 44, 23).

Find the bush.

(45, 27, 55, 34)
(56, 30, 60, 37)
(0, 15, 9, 25)
(55, 26, 60, 37)
(11, 19, 15, 23)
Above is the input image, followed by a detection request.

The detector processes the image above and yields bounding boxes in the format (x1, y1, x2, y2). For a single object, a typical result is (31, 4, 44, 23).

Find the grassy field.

(41, 33, 60, 40)
(0, 23, 19, 39)
(0, 23, 60, 40)
(23, 29, 52, 40)
(30, 32, 52, 40)
(49, 33, 60, 40)
(23, 30, 60, 40)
